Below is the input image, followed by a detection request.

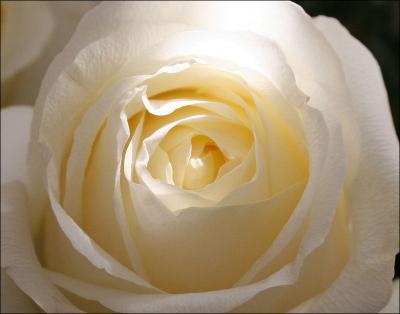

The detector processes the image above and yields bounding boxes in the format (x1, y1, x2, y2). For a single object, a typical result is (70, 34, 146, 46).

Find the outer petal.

(290, 16, 399, 313)
(380, 280, 399, 313)
(1, 182, 81, 313)
(0, 106, 79, 312)
(1, 106, 40, 313)
(27, 20, 191, 236)
(1, 269, 40, 313)
(76, 2, 341, 84)
(93, 1, 346, 105)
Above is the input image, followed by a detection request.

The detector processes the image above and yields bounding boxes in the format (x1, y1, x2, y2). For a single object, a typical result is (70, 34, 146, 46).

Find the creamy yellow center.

(183, 135, 227, 189)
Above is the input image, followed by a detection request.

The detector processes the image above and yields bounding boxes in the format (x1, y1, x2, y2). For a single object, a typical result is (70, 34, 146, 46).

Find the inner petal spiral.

(182, 135, 227, 190)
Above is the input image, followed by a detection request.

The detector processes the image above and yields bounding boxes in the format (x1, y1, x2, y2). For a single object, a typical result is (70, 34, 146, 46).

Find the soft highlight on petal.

(289, 16, 399, 313)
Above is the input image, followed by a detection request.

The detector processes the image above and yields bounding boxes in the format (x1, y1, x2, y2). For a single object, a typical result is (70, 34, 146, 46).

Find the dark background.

(296, 0, 399, 280)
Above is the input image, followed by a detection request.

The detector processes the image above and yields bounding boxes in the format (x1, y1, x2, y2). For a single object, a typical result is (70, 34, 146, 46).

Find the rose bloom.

(1, 1, 399, 313)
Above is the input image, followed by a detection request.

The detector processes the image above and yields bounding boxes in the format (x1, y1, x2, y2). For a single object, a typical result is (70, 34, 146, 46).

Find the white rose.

(1, 1, 399, 313)
(1, 1, 97, 107)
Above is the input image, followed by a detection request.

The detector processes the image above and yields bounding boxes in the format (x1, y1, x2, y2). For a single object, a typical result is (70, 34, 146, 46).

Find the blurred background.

(296, 0, 399, 280)
(1, 1, 98, 107)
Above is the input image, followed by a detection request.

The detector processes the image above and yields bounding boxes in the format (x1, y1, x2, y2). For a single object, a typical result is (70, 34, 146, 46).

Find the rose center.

(182, 135, 227, 190)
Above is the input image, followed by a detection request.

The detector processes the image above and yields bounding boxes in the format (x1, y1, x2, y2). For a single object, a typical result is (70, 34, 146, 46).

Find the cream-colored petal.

(136, 1, 346, 98)
(192, 145, 255, 201)
(135, 114, 216, 210)
(42, 205, 156, 296)
(82, 101, 148, 275)
(159, 125, 199, 153)
(214, 90, 285, 206)
(1, 269, 41, 313)
(129, 179, 305, 293)
(136, 109, 253, 208)
(63, 77, 143, 223)
(182, 148, 222, 190)
(143, 97, 245, 125)
(47, 268, 266, 313)
(183, 117, 252, 160)
(143, 61, 307, 205)
(167, 138, 191, 187)
(288, 16, 400, 313)
(46, 181, 158, 291)
(40, 81, 148, 286)
(27, 23, 191, 241)
(380, 280, 399, 314)
(148, 146, 175, 185)
(234, 196, 350, 313)
(42, 107, 153, 295)
(1, 182, 81, 313)
(236, 103, 346, 285)
(124, 113, 145, 182)
(147, 29, 307, 108)
(46, 184, 306, 310)
(250, 90, 308, 195)
(140, 29, 308, 160)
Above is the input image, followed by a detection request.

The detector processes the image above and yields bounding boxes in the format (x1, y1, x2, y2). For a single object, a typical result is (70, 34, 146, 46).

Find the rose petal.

(83, 103, 147, 273)
(149, 147, 175, 185)
(129, 178, 305, 292)
(63, 76, 143, 222)
(44, 61, 211, 288)
(142, 98, 244, 125)
(287, 16, 399, 313)
(27, 22, 192, 240)
(46, 181, 158, 291)
(82, 2, 341, 92)
(45, 192, 348, 313)
(137, 61, 306, 206)
(104, 2, 345, 104)
(236, 102, 347, 285)
(42, 206, 154, 294)
(167, 138, 192, 187)
(1, 182, 81, 313)
(63, 60, 200, 223)
(380, 280, 400, 313)
(195, 145, 255, 201)
(233, 195, 350, 313)
(1, 269, 40, 313)
(135, 114, 217, 210)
